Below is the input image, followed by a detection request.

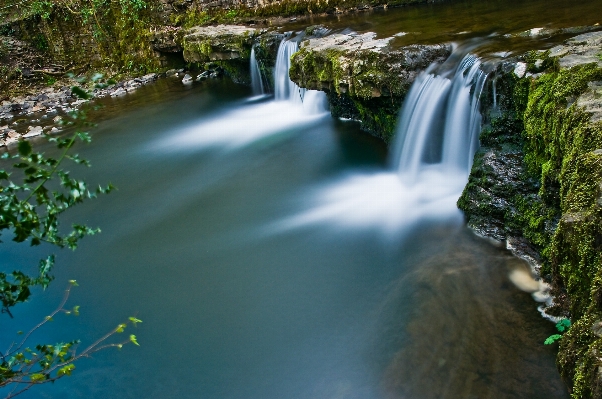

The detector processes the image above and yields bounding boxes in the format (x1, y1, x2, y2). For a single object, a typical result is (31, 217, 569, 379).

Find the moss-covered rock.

(289, 32, 450, 141)
(460, 31, 602, 398)
(182, 25, 259, 63)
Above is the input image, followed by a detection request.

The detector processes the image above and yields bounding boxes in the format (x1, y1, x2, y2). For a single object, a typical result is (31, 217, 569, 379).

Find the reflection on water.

(283, 0, 602, 55)
(378, 228, 567, 399)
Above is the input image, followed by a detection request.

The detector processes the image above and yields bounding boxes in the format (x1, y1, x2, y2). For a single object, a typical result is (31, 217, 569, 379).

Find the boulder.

(182, 25, 259, 63)
(290, 32, 451, 99)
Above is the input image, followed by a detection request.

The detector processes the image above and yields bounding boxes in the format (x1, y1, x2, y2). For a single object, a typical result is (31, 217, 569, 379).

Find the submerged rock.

(182, 74, 193, 84)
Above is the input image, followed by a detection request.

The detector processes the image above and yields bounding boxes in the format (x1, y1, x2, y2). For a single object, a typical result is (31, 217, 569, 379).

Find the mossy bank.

(459, 31, 602, 398)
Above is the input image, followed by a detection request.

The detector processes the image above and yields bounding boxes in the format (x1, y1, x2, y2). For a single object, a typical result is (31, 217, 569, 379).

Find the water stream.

(250, 47, 265, 96)
(0, 24, 570, 399)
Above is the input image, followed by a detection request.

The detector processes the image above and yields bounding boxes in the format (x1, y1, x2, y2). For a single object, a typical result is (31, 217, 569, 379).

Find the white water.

(151, 39, 328, 152)
(250, 47, 265, 96)
(393, 53, 487, 181)
(277, 51, 488, 236)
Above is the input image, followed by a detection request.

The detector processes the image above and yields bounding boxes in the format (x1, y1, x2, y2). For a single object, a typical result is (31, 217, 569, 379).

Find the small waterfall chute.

(392, 52, 489, 183)
(274, 38, 328, 113)
(275, 48, 491, 234)
(250, 47, 265, 96)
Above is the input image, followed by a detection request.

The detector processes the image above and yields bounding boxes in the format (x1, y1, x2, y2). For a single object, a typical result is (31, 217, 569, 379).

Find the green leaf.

(544, 334, 563, 345)
(17, 140, 32, 156)
(91, 73, 104, 82)
(116, 323, 126, 333)
(556, 318, 571, 332)
(71, 86, 90, 100)
(57, 364, 75, 377)
(130, 334, 139, 346)
(30, 373, 46, 382)
(129, 316, 142, 326)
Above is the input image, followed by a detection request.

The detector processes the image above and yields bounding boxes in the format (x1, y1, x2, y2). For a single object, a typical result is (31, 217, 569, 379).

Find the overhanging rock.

(182, 25, 261, 62)
(289, 32, 451, 99)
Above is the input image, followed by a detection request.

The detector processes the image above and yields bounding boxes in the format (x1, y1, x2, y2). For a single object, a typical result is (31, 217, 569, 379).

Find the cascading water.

(274, 40, 304, 103)
(392, 53, 488, 181)
(250, 47, 265, 96)
(278, 49, 490, 235)
(274, 39, 328, 113)
(151, 38, 329, 151)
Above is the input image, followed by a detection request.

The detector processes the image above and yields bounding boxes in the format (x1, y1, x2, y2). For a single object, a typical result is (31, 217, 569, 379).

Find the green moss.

(17, 0, 162, 77)
(517, 62, 602, 397)
(461, 53, 602, 397)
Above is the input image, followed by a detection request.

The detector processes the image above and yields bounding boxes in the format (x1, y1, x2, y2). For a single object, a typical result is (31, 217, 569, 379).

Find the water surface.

(0, 77, 567, 398)
(283, 0, 602, 55)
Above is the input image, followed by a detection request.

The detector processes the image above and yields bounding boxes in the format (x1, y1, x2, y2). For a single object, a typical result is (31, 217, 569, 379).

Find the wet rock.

(513, 62, 527, 78)
(182, 25, 259, 63)
(151, 26, 183, 53)
(577, 80, 602, 123)
(111, 88, 127, 97)
(550, 31, 602, 69)
(196, 71, 210, 81)
(139, 73, 158, 83)
(289, 32, 451, 99)
(182, 74, 193, 84)
(23, 125, 43, 138)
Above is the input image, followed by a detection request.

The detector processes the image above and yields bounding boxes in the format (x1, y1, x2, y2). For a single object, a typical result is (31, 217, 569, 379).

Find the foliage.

(0, 85, 114, 316)
(1, 0, 160, 74)
(544, 318, 572, 344)
(0, 80, 139, 396)
(0, 281, 142, 398)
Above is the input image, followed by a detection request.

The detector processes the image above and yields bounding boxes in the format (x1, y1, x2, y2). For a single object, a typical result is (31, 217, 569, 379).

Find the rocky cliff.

(458, 31, 602, 398)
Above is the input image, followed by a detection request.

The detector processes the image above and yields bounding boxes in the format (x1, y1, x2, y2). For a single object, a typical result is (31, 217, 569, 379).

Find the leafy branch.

(0, 83, 113, 315)
(0, 79, 140, 397)
(0, 281, 142, 399)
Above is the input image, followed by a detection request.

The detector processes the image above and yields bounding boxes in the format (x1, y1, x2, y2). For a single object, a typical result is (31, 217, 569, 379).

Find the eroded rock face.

(287, 31, 450, 141)
(182, 25, 260, 62)
(151, 26, 184, 53)
(459, 33, 602, 398)
(290, 32, 451, 99)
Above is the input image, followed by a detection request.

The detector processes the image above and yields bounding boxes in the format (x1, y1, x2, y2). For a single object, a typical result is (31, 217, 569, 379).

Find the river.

(2, 0, 596, 396)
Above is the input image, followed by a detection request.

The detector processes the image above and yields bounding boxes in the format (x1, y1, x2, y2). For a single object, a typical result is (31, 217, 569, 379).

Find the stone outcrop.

(288, 31, 450, 141)
(182, 25, 260, 62)
(550, 31, 602, 69)
(290, 32, 450, 98)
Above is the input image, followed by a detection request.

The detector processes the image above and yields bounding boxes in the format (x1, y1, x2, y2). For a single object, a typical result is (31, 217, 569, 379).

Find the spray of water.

(274, 50, 490, 236)
(150, 38, 329, 152)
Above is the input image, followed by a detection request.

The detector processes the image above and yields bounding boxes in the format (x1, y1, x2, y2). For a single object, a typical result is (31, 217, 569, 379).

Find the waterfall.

(274, 40, 303, 103)
(272, 50, 491, 234)
(250, 47, 265, 96)
(391, 53, 488, 183)
(274, 39, 328, 112)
